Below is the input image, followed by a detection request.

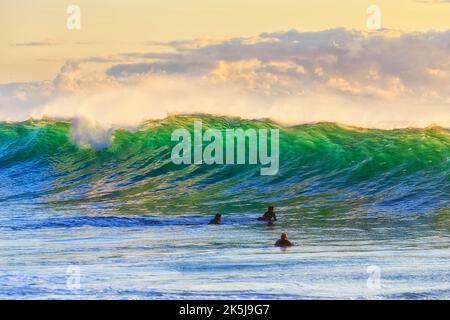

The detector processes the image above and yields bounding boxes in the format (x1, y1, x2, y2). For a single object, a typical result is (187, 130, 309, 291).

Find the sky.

(0, 0, 450, 130)
(1, 0, 450, 82)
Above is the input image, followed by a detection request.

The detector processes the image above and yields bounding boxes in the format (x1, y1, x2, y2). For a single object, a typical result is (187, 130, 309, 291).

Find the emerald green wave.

(0, 116, 449, 215)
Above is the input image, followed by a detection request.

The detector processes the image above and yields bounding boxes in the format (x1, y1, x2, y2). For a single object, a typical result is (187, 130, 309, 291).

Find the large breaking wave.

(0, 116, 448, 215)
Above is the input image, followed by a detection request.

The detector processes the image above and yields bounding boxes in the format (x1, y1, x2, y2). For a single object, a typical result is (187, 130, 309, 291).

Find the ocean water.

(0, 116, 449, 299)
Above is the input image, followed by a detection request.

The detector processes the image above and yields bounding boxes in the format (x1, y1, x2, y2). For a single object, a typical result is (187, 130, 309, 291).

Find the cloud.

(414, 0, 450, 3)
(105, 29, 450, 101)
(10, 41, 62, 47)
(10, 41, 105, 47)
(1, 28, 450, 130)
(106, 61, 204, 77)
(145, 37, 224, 50)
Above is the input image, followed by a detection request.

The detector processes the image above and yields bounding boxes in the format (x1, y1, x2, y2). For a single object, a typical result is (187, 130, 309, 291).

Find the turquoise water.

(0, 117, 449, 299)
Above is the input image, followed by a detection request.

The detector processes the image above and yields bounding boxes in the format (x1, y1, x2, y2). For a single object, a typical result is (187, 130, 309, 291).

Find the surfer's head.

(268, 206, 274, 212)
(281, 233, 288, 240)
(208, 214, 222, 225)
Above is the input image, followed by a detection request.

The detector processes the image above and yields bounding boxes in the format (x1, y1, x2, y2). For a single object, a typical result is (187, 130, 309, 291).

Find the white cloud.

(1, 28, 450, 129)
(104, 29, 450, 101)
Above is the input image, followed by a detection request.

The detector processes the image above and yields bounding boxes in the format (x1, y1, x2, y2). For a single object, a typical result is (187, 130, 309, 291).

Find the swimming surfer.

(275, 233, 293, 247)
(257, 206, 276, 221)
(208, 214, 222, 225)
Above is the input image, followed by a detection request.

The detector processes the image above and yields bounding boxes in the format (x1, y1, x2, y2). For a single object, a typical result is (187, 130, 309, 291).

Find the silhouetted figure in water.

(275, 233, 293, 247)
(257, 206, 276, 221)
(208, 214, 222, 225)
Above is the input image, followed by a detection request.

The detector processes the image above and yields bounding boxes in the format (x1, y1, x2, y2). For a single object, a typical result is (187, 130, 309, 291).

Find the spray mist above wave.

(70, 117, 115, 150)
(1, 74, 449, 134)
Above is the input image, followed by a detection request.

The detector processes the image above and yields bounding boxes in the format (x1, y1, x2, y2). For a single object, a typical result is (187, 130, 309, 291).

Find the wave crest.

(0, 117, 448, 214)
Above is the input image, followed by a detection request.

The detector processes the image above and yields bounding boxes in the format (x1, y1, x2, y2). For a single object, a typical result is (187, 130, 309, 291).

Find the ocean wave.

(0, 116, 448, 213)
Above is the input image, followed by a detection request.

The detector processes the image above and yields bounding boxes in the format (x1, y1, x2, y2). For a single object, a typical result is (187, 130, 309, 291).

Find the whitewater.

(0, 114, 449, 299)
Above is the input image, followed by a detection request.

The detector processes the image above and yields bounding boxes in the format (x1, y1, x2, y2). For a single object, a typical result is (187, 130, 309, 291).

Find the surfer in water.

(257, 206, 276, 221)
(275, 233, 293, 247)
(208, 214, 222, 225)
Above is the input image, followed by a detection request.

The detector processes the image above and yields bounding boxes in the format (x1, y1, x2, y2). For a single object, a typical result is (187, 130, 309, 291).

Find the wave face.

(0, 116, 449, 215)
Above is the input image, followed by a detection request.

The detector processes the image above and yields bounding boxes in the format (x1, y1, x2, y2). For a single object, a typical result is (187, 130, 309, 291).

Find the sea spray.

(3, 75, 450, 129)
(70, 117, 115, 150)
